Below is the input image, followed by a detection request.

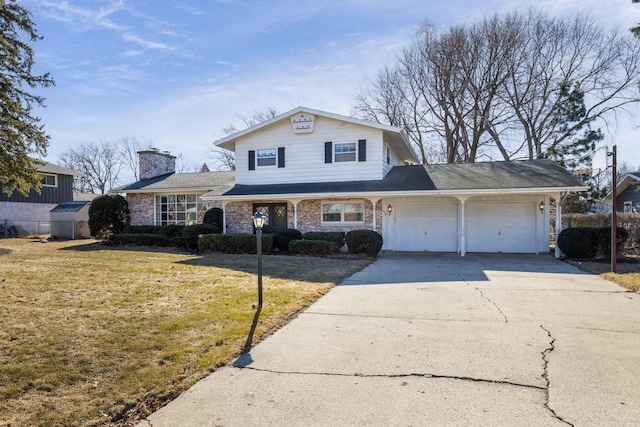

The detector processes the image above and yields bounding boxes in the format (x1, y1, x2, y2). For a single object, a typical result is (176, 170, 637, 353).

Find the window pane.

(322, 203, 342, 222)
(335, 152, 356, 162)
(344, 203, 364, 222)
(187, 194, 196, 203)
(335, 143, 355, 153)
(257, 149, 276, 166)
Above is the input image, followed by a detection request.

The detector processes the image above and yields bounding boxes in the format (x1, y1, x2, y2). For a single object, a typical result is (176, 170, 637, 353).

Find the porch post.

(368, 198, 380, 232)
(460, 199, 467, 256)
(293, 201, 298, 230)
(222, 201, 228, 235)
(555, 194, 562, 259)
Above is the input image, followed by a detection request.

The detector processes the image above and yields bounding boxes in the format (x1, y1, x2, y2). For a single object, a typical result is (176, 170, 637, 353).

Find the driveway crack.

(540, 325, 574, 426)
(234, 366, 543, 391)
(464, 281, 508, 323)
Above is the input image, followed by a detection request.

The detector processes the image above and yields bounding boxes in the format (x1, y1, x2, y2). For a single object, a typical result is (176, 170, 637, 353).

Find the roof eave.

(202, 185, 588, 202)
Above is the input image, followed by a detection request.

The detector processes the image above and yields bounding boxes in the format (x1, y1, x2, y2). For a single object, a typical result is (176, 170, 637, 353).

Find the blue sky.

(20, 0, 640, 183)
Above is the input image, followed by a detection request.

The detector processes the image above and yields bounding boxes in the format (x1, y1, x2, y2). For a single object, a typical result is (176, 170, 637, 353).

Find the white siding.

(235, 116, 384, 185)
(382, 134, 404, 177)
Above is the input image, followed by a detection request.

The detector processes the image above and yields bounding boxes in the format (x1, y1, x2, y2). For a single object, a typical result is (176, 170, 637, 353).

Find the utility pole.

(607, 145, 617, 273)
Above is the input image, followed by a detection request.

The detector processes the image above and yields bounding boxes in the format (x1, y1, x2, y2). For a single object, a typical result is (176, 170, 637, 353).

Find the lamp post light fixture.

(252, 211, 267, 308)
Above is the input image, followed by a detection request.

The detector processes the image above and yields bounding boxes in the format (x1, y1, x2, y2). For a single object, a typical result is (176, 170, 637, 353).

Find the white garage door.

(394, 203, 458, 252)
(466, 202, 536, 253)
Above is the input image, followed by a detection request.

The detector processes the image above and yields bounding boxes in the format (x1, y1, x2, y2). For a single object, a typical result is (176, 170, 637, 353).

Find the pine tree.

(0, 1, 55, 195)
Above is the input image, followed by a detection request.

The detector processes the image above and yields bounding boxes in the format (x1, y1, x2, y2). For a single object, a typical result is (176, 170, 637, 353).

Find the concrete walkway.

(139, 253, 640, 426)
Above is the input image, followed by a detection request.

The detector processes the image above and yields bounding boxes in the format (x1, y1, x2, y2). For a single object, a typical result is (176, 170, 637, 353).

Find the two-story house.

(0, 162, 78, 234)
(116, 107, 586, 256)
(608, 172, 640, 213)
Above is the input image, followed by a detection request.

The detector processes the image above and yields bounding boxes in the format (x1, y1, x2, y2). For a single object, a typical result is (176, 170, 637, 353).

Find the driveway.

(140, 253, 640, 426)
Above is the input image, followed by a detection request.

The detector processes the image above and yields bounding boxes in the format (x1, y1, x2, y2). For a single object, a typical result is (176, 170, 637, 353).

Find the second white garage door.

(466, 202, 537, 253)
(394, 203, 458, 252)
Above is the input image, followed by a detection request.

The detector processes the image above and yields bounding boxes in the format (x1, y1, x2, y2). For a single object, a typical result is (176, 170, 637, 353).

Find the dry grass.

(0, 238, 372, 427)
(567, 256, 640, 293)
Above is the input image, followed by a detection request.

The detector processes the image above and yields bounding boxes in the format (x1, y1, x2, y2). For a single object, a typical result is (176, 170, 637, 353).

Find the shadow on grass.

(233, 306, 262, 368)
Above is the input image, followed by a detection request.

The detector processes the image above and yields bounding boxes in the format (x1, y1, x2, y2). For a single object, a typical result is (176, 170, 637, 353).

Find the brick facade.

(128, 193, 154, 225)
(295, 199, 381, 233)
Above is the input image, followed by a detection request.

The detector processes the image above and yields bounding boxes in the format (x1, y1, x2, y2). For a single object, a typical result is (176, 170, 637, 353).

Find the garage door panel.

(467, 202, 536, 253)
(395, 203, 458, 252)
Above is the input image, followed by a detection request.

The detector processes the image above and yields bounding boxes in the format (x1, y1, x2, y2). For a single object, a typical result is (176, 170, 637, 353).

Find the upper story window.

(257, 148, 277, 166)
(41, 174, 57, 187)
(334, 143, 356, 162)
(624, 201, 632, 213)
(321, 201, 364, 224)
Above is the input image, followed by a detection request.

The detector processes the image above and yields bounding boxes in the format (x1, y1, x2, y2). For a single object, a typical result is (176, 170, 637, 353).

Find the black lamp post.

(252, 211, 267, 308)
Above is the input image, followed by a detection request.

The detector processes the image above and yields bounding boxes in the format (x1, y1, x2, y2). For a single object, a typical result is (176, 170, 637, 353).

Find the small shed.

(50, 201, 91, 239)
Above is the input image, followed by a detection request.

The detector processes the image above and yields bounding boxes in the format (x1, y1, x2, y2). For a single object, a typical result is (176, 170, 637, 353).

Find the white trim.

(41, 173, 57, 187)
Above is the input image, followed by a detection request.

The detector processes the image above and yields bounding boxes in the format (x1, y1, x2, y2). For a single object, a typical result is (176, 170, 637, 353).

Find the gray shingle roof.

(216, 159, 586, 198)
(38, 162, 79, 176)
(113, 172, 235, 194)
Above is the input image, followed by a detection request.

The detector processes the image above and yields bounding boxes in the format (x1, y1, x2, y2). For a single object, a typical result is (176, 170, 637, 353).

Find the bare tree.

(175, 152, 200, 173)
(210, 107, 278, 170)
(59, 140, 123, 194)
(354, 10, 640, 167)
(118, 136, 151, 181)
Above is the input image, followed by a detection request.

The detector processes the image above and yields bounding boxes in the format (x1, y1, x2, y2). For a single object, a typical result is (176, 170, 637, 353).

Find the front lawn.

(568, 257, 640, 293)
(0, 239, 372, 426)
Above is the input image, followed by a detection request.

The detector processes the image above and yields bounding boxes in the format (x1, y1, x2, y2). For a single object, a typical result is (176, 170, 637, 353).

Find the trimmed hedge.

(198, 233, 274, 254)
(105, 233, 183, 247)
(183, 224, 220, 250)
(557, 227, 600, 259)
(122, 224, 185, 238)
(275, 229, 302, 251)
(202, 208, 223, 232)
(557, 213, 640, 250)
(345, 230, 383, 257)
(596, 227, 630, 258)
(289, 239, 333, 256)
(302, 232, 345, 247)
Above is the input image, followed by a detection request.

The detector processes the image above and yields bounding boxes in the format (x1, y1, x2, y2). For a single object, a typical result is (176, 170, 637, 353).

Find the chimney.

(138, 149, 176, 180)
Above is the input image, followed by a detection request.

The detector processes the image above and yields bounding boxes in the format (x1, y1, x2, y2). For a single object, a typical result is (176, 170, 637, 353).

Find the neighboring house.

(115, 106, 587, 257)
(0, 162, 77, 234)
(607, 172, 640, 213)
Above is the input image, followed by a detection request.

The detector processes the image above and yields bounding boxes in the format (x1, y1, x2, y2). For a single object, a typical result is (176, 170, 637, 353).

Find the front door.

(253, 203, 288, 234)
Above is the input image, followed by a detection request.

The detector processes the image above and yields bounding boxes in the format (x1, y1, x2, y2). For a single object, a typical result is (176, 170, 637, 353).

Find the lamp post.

(608, 145, 617, 273)
(252, 211, 267, 308)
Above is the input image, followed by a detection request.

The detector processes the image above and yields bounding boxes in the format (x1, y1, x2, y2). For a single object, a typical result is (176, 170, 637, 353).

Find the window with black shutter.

(325, 141, 333, 163)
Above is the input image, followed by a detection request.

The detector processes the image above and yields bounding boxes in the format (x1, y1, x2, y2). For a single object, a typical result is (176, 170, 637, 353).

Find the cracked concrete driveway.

(139, 253, 640, 427)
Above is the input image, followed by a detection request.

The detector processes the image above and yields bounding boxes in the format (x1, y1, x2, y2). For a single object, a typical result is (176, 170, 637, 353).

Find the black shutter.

(358, 139, 366, 162)
(278, 147, 285, 168)
(248, 150, 255, 170)
(325, 142, 333, 163)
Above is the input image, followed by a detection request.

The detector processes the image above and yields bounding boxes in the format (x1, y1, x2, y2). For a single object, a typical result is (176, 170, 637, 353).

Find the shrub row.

(555, 213, 640, 250)
(198, 233, 274, 254)
(105, 233, 184, 247)
(289, 239, 334, 256)
(122, 224, 185, 238)
(558, 226, 629, 259)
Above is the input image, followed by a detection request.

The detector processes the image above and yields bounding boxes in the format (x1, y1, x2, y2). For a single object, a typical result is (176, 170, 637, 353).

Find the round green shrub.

(557, 227, 599, 259)
(275, 229, 302, 251)
(596, 227, 629, 258)
(345, 230, 383, 257)
(203, 208, 223, 232)
(289, 239, 333, 256)
(88, 194, 130, 238)
(182, 224, 219, 250)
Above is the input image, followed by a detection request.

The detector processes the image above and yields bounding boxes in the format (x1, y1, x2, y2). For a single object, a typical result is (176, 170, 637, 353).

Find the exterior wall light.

(539, 201, 545, 213)
(252, 211, 267, 308)
(387, 204, 393, 214)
